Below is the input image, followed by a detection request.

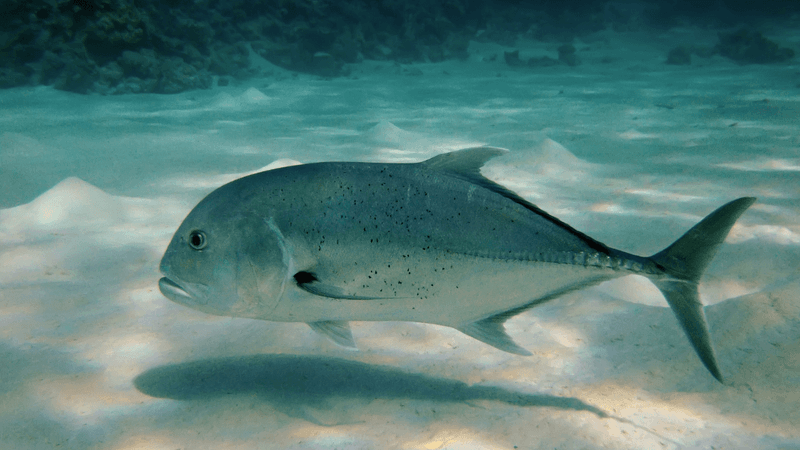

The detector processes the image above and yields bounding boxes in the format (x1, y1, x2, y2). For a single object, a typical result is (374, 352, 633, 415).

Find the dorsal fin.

(420, 147, 610, 255)
(420, 146, 509, 177)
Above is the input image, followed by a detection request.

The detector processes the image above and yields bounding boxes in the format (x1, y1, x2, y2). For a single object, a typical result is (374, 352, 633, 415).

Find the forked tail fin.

(649, 197, 756, 383)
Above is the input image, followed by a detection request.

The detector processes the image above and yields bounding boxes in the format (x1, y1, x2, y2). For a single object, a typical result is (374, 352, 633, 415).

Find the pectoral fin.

(294, 271, 391, 300)
(458, 317, 532, 356)
(307, 320, 357, 349)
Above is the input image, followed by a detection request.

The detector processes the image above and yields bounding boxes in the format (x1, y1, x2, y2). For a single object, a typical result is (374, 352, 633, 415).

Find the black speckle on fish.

(294, 271, 317, 284)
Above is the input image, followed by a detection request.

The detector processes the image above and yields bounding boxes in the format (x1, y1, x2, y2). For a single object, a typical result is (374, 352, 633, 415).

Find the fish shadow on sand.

(134, 354, 607, 424)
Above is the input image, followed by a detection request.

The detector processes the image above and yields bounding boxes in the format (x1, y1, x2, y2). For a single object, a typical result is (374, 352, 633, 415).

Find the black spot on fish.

(294, 271, 318, 284)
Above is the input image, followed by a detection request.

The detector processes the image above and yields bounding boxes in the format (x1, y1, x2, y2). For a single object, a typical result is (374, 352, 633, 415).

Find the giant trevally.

(159, 147, 755, 382)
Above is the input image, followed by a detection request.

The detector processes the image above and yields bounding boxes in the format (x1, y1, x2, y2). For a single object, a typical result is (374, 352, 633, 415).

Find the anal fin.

(458, 317, 532, 356)
(308, 321, 357, 349)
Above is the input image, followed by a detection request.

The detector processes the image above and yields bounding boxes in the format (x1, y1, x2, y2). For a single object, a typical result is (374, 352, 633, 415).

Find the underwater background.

(1, 1, 799, 449)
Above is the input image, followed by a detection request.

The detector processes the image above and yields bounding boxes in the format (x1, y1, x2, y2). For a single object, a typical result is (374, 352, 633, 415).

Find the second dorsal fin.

(420, 147, 610, 254)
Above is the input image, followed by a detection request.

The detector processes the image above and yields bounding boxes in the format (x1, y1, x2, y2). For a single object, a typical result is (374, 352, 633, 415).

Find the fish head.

(159, 186, 289, 319)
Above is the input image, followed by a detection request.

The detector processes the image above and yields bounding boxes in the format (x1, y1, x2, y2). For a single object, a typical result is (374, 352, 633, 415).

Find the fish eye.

(188, 230, 207, 250)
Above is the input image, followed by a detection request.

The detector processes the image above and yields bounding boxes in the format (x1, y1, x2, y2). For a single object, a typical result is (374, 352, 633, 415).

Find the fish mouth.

(159, 277, 209, 306)
(159, 277, 192, 303)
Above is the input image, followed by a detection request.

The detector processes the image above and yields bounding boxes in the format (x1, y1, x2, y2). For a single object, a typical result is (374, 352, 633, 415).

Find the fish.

(159, 147, 756, 382)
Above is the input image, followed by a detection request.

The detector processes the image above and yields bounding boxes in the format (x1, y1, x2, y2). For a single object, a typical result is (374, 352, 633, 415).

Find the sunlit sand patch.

(388, 142, 485, 158)
(355, 323, 521, 384)
(487, 346, 569, 385)
(73, 330, 171, 379)
(679, 139, 702, 147)
(0, 303, 38, 338)
(301, 126, 360, 136)
(153, 158, 300, 193)
(597, 276, 666, 307)
(36, 374, 157, 426)
(752, 203, 800, 222)
(103, 332, 167, 368)
(699, 279, 760, 306)
(409, 428, 501, 450)
(579, 382, 712, 433)
(364, 120, 482, 155)
(283, 426, 371, 449)
(157, 172, 249, 190)
(111, 434, 186, 450)
(372, 147, 431, 162)
(100, 224, 175, 251)
(542, 325, 587, 349)
(359, 322, 464, 357)
(206, 87, 271, 110)
(727, 224, 800, 245)
(10, 177, 126, 228)
(622, 105, 659, 116)
(228, 144, 264, 154)
(0, 131, 56, 156)
(120, 196, 181, 223)
(138, 107, 215, 120)
(127, 285, 168, 309)
(717, 158, 800, 172)
(715, 279, 800, 338)
(0, 179, 185, 246)
(107, 429, 212, 450)
(589, 202, 626, 214)
(585, 379, 800, 443)
(0, 243, 76, 283)
(624, 188, 706, 203)
(158, 158, 306, 191)
(618, 129, 658, 140)
(459, 105, 532, 117)
(501, 139, 597, 183)
(260, 158, 304, 171)
(480, 165, 535, 189)
(213, 119, 248, 126)
(363, 120, 420, 146)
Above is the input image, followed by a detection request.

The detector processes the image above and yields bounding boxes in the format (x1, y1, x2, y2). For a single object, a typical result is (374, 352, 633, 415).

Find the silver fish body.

(159, 147, 755, 382)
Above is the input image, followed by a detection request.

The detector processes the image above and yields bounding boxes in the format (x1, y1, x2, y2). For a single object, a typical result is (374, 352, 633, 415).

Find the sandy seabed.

(1, 28, 799, 449)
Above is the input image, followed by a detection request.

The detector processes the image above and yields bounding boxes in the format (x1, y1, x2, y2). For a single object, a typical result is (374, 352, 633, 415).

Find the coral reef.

(0, 0, 613, 94)
(1, 1, 798, 94)
(0, 0, 247, 94)
(716, 29, 794, 64)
